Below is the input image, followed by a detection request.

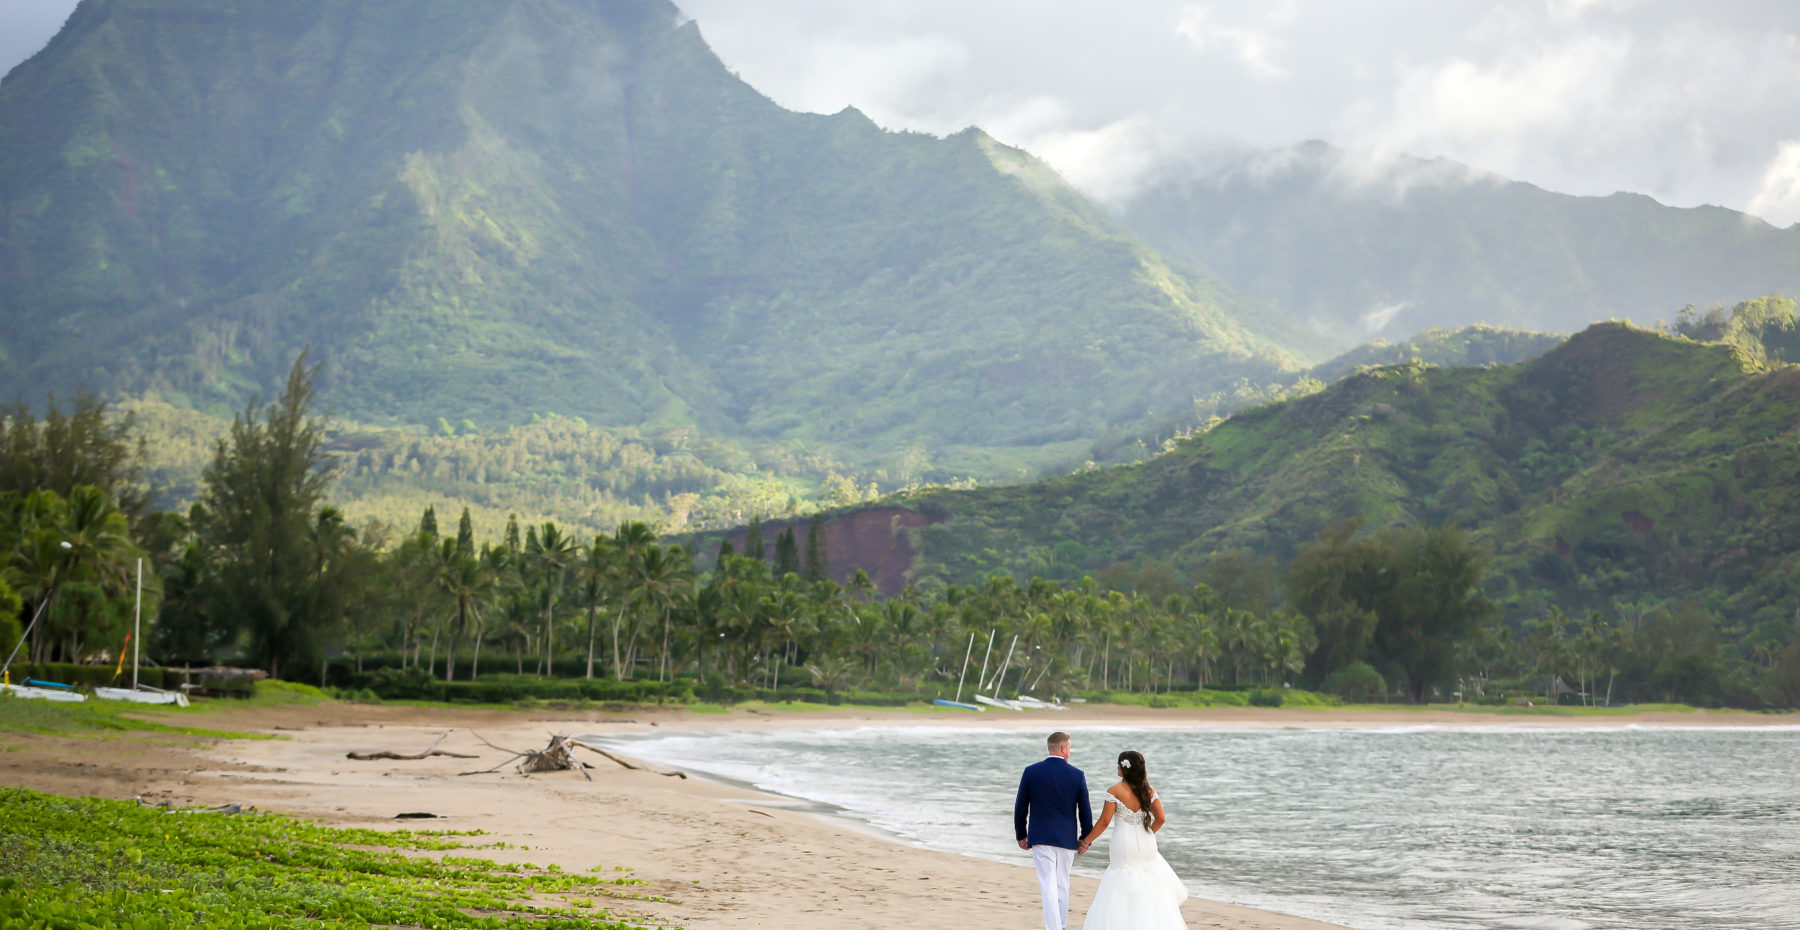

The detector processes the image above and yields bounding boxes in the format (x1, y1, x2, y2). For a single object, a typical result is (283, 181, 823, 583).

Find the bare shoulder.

(1104, 782, 1129, 801)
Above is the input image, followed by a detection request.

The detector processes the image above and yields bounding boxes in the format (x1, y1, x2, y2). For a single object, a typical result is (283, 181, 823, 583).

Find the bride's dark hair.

(1117, 750, 1153, 831)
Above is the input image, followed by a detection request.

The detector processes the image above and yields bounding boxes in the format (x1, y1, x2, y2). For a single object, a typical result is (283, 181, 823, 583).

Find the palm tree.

(761, 582, 810, 690)
(5, 499, 71, 664)
(632, 544, 694, 683)
(1178, 595, 1219, 687)
(437, 549, 496, 682)
(879, 597, 925, 685)
(7, 486, 137, 663)
(526, 522, 575, 675)
(608, 522, 657, 679)
(804, 655, 858, 702)
(574, 535, 616, 679)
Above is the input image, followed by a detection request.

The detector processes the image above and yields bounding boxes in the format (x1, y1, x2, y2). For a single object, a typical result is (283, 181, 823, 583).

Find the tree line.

(4, 357, 1798, 708)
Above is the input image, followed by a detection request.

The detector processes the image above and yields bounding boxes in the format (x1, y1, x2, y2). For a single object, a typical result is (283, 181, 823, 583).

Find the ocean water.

(607, 724, 1800, 930)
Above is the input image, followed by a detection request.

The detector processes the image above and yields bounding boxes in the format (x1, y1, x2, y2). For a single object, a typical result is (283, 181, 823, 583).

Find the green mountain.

(1306, 325, 1565, 384)
(802, 299, 1800, 631)
(0, 0, 1303, 480)
(1117, 141, 1800, 349)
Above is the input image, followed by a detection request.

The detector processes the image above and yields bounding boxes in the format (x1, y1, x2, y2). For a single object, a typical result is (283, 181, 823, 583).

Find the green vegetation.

(1079, 687, 1335, 709)
(123, 396, 865, 539)
(764, 305, 1800, 707)
(0, 788, 652, 929)
(894, 308, 1800, 612)
(1119, 140, 1800, 345)
(7, 310, 1800, 714)
(0, 696, 272, 741)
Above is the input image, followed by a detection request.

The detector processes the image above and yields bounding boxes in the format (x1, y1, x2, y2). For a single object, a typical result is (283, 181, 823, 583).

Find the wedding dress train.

(1082, 796, 1188, 930)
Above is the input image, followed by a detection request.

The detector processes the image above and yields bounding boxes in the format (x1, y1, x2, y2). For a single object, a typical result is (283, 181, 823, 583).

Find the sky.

(6, 0, 1799, 226)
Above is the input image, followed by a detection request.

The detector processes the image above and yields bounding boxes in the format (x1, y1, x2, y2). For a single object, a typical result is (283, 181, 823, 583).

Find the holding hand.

(1018, 839, 1030, 850)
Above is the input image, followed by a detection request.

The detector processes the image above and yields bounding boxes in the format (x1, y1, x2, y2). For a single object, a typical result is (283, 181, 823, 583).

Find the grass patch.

(1081, 688, 1337, 709)
(0, 696, 275, 741)
(1327, 701, 1713, 716)
(716, 699, 942, 715)
(0, 787, 654, 929)
(249, 680, 330, 702)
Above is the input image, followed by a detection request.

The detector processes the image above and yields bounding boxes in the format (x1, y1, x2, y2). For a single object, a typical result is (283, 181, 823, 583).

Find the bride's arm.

(1149, 795, 1168, 834)
(1081, 799, 1116, 847)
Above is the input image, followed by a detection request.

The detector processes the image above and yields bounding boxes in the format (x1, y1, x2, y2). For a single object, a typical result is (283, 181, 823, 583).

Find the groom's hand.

(1017, 839, 1029, 850)
(1077, 842, 1090, 855)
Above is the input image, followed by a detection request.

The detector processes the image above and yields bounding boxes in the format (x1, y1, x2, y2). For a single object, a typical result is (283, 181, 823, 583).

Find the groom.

(1014, 731, 1094, 930)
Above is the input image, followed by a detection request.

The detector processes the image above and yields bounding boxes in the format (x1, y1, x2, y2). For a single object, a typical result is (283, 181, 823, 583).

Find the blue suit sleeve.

(1077, 772, 1094, 840)
(1015, 771, 1030, 843)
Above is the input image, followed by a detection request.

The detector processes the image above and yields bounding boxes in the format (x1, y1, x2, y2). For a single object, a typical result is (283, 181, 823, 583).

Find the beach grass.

(0, 787, 656, 929)
(1328, 701, 1716, 716)
(0, 677, 343, 740)
(0, 696, 276, 741)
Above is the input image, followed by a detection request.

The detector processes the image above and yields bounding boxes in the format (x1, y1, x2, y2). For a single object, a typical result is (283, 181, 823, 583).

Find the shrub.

(1275, 688, 1337, 708)
(1322, 662, 1387, 703)
(1248, 688, 1284, 707)
(258, 680, 327, 701)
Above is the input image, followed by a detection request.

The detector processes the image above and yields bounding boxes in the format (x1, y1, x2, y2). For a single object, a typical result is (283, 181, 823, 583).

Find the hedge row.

(328, 667, 928, 706)
(1078, 687, 1338, 709)
(324, 654, 607, 684)
(345, 672, 694, 704)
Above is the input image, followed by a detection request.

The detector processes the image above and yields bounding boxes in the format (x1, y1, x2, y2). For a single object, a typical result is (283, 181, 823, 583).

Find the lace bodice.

(1109, 791, 1157, 825)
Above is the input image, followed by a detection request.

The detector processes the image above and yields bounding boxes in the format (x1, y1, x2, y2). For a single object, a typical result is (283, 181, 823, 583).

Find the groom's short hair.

(1047, 731, 1070, 751)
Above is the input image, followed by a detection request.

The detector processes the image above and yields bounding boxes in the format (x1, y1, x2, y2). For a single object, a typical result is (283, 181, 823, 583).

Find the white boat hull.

(94, 687, 189, 707)
(1, 683, 87, 702)
(974, 694, 1024, 711)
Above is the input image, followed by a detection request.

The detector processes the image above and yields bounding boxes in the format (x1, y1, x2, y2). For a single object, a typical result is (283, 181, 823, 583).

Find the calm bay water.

(610, 724, 1800, 930)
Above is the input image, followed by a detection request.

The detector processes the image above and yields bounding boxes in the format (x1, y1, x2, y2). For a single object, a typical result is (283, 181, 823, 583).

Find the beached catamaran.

(92, 559, 189, 707)
(942, 630, 1067, 711)
(2, 557, 186, 705)
(1, 576, 87, 702)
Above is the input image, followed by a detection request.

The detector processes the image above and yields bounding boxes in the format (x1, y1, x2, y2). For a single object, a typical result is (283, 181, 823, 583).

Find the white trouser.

(1032, 845, 1075, 930)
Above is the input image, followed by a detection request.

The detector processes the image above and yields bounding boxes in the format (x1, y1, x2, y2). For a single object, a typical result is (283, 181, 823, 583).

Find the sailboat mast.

(975, 629, 996, 692)
(993, 635, 1018, 698)
(132, 558, 142, 690)
(954, 631, 975, 704)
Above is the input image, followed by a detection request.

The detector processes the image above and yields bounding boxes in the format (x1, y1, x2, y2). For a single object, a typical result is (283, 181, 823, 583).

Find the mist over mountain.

(0, 0, 1302, 479)
(1116, 141, 1800, 350)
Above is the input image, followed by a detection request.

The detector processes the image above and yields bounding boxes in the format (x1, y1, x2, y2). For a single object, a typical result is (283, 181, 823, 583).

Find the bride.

(1078, 749, 1189, 930)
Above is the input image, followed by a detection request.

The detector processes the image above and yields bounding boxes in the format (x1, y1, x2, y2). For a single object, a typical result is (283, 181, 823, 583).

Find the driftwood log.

(456, 733, 687, 780)
(459, 733, 593, 780)
(346, 731, 478, 761)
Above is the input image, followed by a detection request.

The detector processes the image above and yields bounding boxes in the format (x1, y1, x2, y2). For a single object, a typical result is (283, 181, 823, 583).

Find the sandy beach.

(6, 701, 1794, 930)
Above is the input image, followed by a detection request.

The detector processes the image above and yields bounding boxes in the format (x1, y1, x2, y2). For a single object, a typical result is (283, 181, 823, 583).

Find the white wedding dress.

(1082, 794, 1189, 930)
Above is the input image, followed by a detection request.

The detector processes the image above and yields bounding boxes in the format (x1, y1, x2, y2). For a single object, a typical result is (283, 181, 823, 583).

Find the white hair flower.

(1120, 758, 1132, 768)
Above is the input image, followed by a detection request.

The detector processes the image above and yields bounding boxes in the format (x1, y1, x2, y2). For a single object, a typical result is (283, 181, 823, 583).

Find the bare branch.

(347, 731, 478, 761)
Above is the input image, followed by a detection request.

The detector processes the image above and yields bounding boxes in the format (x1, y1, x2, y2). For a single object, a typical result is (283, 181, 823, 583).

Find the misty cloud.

(6, 0, 1798, 224)
(1174, 1, 1298, 79)
(1360, 302, 1409, 336)
(1748, 140, 1800, 228)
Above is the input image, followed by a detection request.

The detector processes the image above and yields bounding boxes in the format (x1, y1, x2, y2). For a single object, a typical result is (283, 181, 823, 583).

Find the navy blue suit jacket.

(1014, 756, 1094, 850)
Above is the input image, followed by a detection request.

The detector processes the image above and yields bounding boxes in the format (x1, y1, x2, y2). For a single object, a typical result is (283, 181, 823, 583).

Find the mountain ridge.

(0, 0, 1304, 481)
(1115, 141, 1800, 348)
